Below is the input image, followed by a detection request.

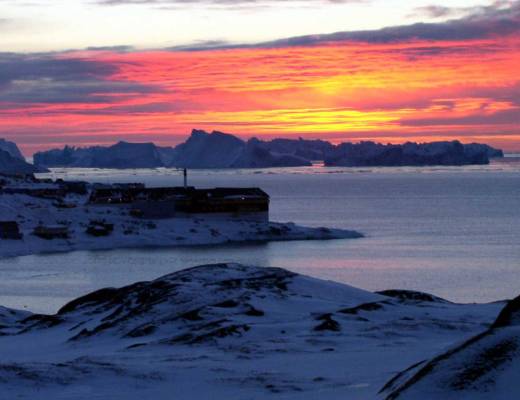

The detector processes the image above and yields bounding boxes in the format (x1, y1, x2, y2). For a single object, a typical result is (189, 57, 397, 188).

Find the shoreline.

(0, 227, 363, 259)
(0, 193, 363, 258)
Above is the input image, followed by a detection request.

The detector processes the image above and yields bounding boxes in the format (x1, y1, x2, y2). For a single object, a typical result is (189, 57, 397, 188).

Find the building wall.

(89, 201, 269, 222)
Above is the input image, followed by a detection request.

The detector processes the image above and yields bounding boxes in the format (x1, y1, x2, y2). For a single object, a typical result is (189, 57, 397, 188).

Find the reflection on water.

(1, 160, 519, 314)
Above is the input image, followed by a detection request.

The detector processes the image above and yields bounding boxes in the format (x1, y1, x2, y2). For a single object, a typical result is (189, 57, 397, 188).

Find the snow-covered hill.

(0, 263, 508, 399)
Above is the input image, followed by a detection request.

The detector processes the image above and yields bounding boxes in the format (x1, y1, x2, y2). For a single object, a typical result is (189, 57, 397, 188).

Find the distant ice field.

(0, 158, 519, 313)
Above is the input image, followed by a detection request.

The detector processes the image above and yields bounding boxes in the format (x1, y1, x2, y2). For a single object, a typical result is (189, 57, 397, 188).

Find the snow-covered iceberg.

(0, 138, 25, 160)
(324, 140, 496, 167)
(33, 131, 504, 169)
(0, 138, 46, 175)
(34, 141, 166, 168)
(252, 137, 335, 161)
(33, 130, 312, 169)
(0, 139, 46, 176)
(0, 150, 40, 175)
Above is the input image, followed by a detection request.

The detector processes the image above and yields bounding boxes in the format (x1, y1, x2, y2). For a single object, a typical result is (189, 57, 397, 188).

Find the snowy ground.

(0, 192, 361, 258)
(0, 263, 512, 400)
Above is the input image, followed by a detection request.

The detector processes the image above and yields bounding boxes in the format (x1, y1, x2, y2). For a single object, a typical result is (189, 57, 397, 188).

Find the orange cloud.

(1, 36, 519, 154)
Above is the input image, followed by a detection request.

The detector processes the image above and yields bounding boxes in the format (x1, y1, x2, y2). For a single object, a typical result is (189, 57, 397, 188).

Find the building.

(88, 186, 269, 221)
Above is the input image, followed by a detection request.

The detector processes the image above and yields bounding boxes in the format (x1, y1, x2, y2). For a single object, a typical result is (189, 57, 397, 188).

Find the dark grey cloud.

(169, 0, 520, 50)
(30, 101, 181, 116)
(0, 52, 163, 104)
(264, 2, 520, 44)
(0, 52, 117, 83)
(85, 45, 135, 52)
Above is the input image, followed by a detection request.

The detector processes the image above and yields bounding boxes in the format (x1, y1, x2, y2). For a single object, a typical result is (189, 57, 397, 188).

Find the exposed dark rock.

(376, 290, 449, 304)
(179, 309, 203, 321)
(449, 339, 518, 390)
(244, 305, 265, 317)
(492, 295, 520, 328)
(19, 315, 64, 331)
(58, 288, 119, 314)
(339, 302, 384, 315)
(190, 324, 251, 343)
(125, 324, 158, 338)
(314, 314, 341, 332)
(213, 300, 239, 308)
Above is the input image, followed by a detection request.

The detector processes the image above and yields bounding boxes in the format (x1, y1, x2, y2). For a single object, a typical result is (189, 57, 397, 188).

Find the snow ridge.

(381, 295, 520, 399)
(0, 263, 509, 399)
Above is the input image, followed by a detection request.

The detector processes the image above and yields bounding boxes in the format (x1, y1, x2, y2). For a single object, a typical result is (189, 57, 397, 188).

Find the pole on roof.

(183, 168, 187, 189)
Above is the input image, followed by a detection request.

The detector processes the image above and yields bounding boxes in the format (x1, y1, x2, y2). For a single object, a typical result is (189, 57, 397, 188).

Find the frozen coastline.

(0, 192, 362, 258)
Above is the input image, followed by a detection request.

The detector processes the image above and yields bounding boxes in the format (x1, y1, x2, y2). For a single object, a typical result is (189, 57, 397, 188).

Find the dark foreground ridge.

(381, 295, 520, 399)
(0, 263, 514, 399)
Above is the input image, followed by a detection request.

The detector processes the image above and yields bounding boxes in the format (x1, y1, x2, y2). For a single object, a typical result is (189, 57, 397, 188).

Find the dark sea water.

(1, 159, 519, 313)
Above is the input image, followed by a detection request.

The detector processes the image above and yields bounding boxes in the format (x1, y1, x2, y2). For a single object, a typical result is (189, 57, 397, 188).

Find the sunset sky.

(0, 0, 519, 154)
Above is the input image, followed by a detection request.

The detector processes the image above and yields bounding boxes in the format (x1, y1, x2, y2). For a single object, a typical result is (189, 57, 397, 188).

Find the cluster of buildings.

(0, 172, 270, 241)
(88, 186, 269, 220)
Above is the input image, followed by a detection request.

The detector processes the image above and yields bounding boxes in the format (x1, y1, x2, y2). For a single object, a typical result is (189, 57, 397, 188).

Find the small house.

(88, 186, 270, 221)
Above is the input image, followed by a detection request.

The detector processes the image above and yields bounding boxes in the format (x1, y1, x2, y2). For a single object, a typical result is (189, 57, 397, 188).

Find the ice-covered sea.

(1, 158, 519, 314)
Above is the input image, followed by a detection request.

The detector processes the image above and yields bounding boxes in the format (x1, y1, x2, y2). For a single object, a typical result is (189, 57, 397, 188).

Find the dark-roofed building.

(88, 186, 269, 221)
